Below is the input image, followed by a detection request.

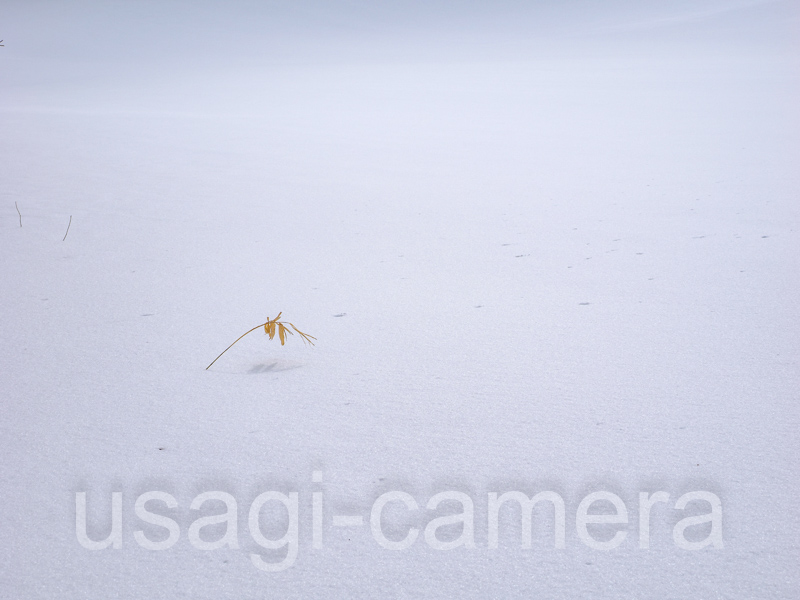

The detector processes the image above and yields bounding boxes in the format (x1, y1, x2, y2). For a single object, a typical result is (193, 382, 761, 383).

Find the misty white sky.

(1, 1, 797, 92)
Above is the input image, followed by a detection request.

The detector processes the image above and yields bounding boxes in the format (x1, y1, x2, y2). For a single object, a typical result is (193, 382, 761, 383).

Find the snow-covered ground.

(1, 1, 798, 598)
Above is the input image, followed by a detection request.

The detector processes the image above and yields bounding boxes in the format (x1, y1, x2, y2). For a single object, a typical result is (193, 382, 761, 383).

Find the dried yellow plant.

(206, 312, 316, 370)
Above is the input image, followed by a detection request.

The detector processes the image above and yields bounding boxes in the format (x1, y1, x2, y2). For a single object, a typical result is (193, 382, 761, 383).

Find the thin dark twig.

(63, 215, 72, 241)
(15, 202, 21, 227)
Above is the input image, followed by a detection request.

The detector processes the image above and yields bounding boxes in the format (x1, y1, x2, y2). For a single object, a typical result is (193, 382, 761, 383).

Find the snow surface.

(1, 1, 799, 598)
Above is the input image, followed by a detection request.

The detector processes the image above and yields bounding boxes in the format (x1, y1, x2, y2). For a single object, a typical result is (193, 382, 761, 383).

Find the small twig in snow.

(63, 215, 72, 241)
(206, 312, 316, 370)
(15, 202, 21, 227)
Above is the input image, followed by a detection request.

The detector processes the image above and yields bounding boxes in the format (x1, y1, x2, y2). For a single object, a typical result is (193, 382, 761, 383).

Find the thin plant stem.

(205, 323, 265, 370)
(63, 215, 72, 241)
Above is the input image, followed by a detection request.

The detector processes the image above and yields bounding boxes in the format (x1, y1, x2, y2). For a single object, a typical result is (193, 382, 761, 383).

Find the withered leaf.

(206, 312, 315, 370)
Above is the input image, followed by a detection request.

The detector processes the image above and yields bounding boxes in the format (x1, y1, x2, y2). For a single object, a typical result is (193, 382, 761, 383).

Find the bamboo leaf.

(278, 323, 286, 345)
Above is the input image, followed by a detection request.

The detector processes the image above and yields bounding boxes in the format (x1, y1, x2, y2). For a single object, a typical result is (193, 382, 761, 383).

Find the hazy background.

(2, 0, 798, 114)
